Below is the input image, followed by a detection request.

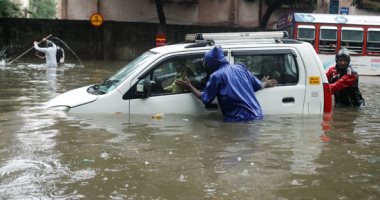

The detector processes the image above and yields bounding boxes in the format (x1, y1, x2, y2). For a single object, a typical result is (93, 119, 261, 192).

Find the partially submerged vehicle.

(46, 31, 332, 117)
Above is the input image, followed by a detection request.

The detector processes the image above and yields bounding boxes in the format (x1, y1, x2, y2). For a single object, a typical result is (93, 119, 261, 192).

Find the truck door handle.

(282, 97, 295, 103)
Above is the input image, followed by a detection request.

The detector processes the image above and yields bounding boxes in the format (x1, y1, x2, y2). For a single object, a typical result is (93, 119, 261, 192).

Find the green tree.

(0, 0, 22, 17)
(260, 0, 316, 29)
(29, 0, 56, 19)
(351, 0, 363, 8)
(352, 0, 380, 12)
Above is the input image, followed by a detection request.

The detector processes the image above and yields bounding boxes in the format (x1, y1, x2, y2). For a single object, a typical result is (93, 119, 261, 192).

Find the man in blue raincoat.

(176, 46, 277, 122)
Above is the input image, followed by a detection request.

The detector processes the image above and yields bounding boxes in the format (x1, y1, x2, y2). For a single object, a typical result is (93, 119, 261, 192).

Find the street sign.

(90, 13, 103, 27)
(340, 7, 349, 15)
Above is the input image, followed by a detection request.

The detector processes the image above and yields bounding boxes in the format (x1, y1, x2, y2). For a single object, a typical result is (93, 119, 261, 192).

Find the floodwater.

(0, 60, 379, 200)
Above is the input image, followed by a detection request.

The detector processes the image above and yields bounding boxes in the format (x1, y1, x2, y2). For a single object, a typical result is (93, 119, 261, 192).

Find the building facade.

(13, 0, 379, 29)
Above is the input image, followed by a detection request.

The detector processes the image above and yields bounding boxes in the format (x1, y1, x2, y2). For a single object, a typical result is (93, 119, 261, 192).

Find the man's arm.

(34, 41, 47, 53)
(175, 78, 202, 99)
(329, 74, 357, 93)
(35, 52, 45, 59)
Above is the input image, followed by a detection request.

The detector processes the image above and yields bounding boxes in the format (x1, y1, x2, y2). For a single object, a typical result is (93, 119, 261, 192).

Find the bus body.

(277, 13, 380, 75)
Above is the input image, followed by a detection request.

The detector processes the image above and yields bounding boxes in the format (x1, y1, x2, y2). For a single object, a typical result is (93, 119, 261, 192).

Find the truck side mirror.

(143, 80, 152, 97)
(123, 79, 151, 100)
(135, 79, 152, 98)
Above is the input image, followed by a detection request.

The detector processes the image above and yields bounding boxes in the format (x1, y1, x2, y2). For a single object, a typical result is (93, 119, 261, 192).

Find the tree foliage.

(351, 0, 380, 12)
(29, 0, 56, 19)
(260, 0, 316, 29)
(351, 0, 362, 7)
(0, 0, 22, 18)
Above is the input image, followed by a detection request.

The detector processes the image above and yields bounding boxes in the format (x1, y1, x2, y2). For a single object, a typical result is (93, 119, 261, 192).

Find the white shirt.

(34, 41, 57, 68)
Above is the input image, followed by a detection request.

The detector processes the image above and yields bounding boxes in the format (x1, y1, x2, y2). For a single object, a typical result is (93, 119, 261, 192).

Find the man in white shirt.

(34, 39, 57, 68)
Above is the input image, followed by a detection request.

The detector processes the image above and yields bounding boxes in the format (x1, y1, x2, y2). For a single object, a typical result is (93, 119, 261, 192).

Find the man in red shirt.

(326, 48, 364, 107)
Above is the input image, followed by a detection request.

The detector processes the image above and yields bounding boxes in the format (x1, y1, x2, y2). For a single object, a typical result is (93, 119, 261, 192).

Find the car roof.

(150, 39, 305, 55)
(149, 31, 304, 54)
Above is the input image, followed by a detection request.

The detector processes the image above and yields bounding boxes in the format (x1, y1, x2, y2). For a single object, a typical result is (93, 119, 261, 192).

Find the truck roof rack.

(184, 31, 289, 48)
(186, 31, 288, 41)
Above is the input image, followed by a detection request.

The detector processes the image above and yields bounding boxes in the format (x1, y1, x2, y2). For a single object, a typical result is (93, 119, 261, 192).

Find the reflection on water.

(0, 61, 379, 199)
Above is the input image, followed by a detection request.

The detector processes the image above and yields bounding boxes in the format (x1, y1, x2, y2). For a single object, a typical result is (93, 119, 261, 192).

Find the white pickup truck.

(46, 31, 332, 116)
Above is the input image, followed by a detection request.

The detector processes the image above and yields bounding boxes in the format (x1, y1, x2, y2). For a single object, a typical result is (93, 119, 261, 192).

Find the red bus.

(277, 13, 380, 75)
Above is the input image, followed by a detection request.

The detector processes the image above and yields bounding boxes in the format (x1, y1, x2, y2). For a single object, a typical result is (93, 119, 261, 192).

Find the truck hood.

(45, 86, 98, 109)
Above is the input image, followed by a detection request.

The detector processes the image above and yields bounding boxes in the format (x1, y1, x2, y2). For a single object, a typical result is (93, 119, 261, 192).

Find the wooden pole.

(8, 34, 53, 65)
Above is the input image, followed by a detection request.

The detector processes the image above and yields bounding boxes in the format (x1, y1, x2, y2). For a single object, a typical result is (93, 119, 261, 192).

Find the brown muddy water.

(0, 60, 379, 199)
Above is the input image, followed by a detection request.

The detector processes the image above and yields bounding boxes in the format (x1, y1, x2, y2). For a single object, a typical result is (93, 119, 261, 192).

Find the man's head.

(47, 41, 53, 47)
(203, 46, 229, 75)
(335, 48, 350, 70)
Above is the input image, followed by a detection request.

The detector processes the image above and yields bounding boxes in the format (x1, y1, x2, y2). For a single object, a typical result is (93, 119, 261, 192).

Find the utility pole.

(259, 0, 263, 28)
(97, 0, 101, 13)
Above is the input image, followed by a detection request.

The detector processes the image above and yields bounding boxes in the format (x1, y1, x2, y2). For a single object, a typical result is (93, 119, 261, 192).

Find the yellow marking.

(90, 13, 104, 27)
(309, 76, 320, 85)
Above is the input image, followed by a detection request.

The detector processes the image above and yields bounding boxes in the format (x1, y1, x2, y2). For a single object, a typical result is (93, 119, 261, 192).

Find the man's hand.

(175, 77, 202, 99)
(33, 41, 38, 46)
(261, 76, 277, 88)
(175, 77, 192, 88)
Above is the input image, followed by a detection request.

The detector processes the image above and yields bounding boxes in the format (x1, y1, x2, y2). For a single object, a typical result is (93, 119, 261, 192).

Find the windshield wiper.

(100, 79, 119, 86)
(88, 79, 120, 95)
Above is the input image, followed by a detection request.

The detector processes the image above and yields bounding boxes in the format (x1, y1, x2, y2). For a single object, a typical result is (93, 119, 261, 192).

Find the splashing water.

(51, 37, 83, 66)
(0, 48, 10, 66)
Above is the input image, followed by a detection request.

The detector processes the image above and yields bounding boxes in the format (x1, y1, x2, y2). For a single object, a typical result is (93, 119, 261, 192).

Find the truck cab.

(46, 31, 332, 117)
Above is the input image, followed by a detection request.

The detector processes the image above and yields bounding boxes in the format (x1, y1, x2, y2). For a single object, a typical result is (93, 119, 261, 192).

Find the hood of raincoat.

(204, 46, 229, 74)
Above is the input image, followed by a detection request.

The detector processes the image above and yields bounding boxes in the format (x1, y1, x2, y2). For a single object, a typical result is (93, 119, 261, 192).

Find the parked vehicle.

(46, 31, 332, 117)
(277, 12, 380, 75)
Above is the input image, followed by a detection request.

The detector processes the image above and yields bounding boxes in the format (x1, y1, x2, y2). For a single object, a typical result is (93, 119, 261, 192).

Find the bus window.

(297, 25, 315, 45)
(319, 26, 337, 54)
(341, 27, 364, 54)
(367, 28, 380, 55)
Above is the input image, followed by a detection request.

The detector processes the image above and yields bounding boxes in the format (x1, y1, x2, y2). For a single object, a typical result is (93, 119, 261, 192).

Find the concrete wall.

(0, 18, 252, 61)
(56, 0, 267, 28)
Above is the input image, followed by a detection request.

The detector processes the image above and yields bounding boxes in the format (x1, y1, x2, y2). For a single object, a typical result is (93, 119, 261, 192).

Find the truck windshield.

(90, 51, 158, 95)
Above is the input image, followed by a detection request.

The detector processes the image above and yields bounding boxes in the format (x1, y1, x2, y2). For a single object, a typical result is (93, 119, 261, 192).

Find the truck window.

(137, 54, 207, 96)
(233, 53, 298, 85)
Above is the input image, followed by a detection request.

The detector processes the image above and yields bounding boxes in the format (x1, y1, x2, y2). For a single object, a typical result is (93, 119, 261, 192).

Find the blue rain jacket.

(201, 46, 264, 122)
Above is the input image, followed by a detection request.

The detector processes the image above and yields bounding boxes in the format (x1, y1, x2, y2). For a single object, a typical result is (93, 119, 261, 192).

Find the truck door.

(125, 53, 218, 116)
(231, 48, 306, 115)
